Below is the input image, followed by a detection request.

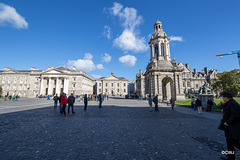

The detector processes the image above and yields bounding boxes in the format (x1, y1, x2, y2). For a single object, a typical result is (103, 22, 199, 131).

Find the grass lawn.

(174, 97, 240, 111)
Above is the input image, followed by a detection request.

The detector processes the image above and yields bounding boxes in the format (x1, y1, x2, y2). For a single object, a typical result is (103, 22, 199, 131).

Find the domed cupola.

(149, 20, 171, 62)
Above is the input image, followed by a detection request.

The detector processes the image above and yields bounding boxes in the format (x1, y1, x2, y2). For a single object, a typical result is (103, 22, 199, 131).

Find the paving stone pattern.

(0, 98, 239, 160)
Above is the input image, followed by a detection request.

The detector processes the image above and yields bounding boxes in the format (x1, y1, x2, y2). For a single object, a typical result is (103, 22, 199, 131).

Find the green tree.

(212, 69, 240, 96)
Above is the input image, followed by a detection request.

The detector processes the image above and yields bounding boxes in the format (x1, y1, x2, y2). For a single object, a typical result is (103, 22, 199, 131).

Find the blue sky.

(0, 0, 239, 80)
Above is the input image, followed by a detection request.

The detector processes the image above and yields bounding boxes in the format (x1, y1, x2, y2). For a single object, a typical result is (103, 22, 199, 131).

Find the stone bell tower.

(149, 20, 171, 62)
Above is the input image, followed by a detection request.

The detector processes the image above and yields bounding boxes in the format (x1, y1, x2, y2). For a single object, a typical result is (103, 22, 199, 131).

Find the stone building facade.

(95, 72, 128, 97)
(136, 20, 217, 100)
(0, 66, 94, 98)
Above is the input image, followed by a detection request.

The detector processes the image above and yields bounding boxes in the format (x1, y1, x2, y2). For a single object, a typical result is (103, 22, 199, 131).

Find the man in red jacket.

(60, 93, 68, 116)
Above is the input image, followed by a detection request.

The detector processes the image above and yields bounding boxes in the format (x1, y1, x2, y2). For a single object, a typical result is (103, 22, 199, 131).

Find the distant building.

(95, 72, 128, 97)
(136, 20, 218, 100)
(0, 66, 94, 97)
(128, 80, 136, 95)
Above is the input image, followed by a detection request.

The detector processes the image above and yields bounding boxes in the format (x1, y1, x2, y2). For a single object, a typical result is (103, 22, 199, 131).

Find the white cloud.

(84, 53, 93, 60)
(109, 2, 147, 53)
(0, 3, 28, 29)
(67, 53, 104, 72)
(119, 54, 137, 67)
(91, 74, 102, 80)
(169, 36, 183, 42)
(103, 25, 111, 39)
(96, 64, 104, 70)
(113, 29, 147, 53)
(102, 53, 112, 63)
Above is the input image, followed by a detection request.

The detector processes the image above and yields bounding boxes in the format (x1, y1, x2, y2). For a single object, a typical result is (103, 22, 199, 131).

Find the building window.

(62, 80, 64, 85)
(187, 81, 190, 87)
(117, 89, 119, 92)
(112, 83, 113, 87)
(196, 84, 198, 88)
(73, 83, 76, 88)
(105, 89, 107, 92)
(124, 89, 126, 93)
(118, 83, 119, 87)
(161, 44, 164, 56)
(54, 80, 57, 85)
(99, 83, 101, 86)
(155, 45, 159, 57)
(8, 79, 11, 83)
(99, 89, 101, 93)
(183, 82, 185, 87)
(106, 83, 108, 87)
(124, 83, 126, 87)
(73, 77, 76, 81)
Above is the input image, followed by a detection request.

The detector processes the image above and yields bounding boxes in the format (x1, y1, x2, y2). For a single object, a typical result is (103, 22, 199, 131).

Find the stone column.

(152, 44, 156, 58)
(158, 42, 161, 57)
(63, 78, 69, 95)
(150, 46, 153, 61)
(158, 75, 162, 100)
(40, 77, 44, 95)
(56, 78, 60, 95)
(47, 78, 52, 95)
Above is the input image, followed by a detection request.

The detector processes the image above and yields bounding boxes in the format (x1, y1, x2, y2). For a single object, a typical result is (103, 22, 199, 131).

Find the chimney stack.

(30, 66, 37, 70)
(139, 69, 142, 74)
(194, 69, 197, 74)
(185, 63, 189, 69)
(111, 72, 114, 75)
(204, 67, 208, 75)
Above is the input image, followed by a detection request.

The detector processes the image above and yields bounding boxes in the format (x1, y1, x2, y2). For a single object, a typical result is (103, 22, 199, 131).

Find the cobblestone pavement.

(0, 98, 239, 160)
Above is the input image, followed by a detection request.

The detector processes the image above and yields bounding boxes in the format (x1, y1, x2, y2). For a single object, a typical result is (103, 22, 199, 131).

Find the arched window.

(155, 45, 159, 57)
(161, 44, 164, 56)
(187, 81, 190, 87)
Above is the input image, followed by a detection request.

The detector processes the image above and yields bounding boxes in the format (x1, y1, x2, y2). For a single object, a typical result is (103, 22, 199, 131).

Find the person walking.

(60, 93, 68, 116)
(84, 94, 88, 110)
(67, 93, 75, 114)
(59, 93, 63, 113)
(153, 95, 159, 112)
(220, 92, 240, 160)
(148, 95, 153, 112)
(196, 98, 202, 114)
(53, 94, 59, 109)
(170, 97, 175, 110)
(98, 93, 103, 108)
(191, 96, 197, 111)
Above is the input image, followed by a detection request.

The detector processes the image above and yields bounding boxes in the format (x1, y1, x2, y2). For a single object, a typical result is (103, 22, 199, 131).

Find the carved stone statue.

(198, 81, 211, 95)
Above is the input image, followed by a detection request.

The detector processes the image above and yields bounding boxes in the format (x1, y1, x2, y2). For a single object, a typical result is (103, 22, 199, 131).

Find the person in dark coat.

(206, 98, 214, 111)
(98, 93, 103, 108)
(53, 94, 59, 109)
(220, 92, 240, 160)
(170, 97, 175, 110)
(67, 93, 75, 114)
(196, 98, 202, 114)
(59, 93, 63, 112)
(153, 95, 159, 112)
(84, 94, 88, 110)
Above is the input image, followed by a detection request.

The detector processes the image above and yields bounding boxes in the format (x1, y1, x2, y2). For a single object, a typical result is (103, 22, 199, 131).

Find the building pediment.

(42, 68, 66, 74)
(104, 75, 120, 80)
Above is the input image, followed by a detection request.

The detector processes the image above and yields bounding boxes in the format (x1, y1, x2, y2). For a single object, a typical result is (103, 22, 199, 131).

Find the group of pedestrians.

(147, 95, 175, 112)
(52, 93, 104, 116)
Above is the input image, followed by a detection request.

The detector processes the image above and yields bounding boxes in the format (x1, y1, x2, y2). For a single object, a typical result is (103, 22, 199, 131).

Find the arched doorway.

(162, 77, 174, 100)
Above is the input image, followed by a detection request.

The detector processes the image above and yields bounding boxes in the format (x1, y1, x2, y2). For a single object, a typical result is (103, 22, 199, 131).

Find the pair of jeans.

(59, 102, 62, 112)
(99, 101, 102, 108)
(155, 104, 159, 111)
(226, 138, 240, 159)
(149, 103, 152, 111)
(84, 102, 88, 110)
(61, 104, 66, 115)
(68, 104, 74, 113)
(54, 101, 58, 108)
(193, 104, 196, 111)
